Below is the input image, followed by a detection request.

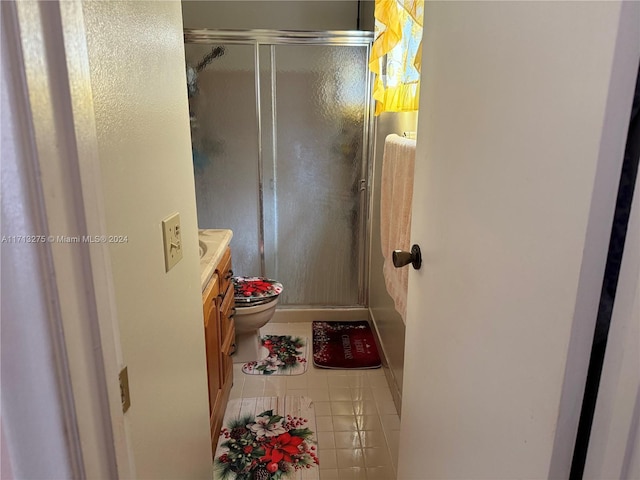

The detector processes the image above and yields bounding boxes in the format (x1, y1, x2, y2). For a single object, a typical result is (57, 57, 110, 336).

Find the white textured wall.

(399, 1, 638, 478)
(81, 1, 212, 478)
(182, 0, 361, 30)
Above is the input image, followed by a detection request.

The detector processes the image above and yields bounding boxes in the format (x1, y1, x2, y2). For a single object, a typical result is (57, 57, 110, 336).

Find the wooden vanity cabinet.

(202, 246, 235, 456)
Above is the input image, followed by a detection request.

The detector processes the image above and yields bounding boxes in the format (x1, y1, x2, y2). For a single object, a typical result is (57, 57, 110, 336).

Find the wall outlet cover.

(162, 212, 183, 272)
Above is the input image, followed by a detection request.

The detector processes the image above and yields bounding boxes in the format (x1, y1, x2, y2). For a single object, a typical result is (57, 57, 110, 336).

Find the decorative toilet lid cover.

(232, 276, 283, 303)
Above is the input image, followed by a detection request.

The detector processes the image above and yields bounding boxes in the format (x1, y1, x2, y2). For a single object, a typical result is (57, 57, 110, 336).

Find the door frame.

(547, 3, 640, 475)
(3, 1, 134, 477)
(4, 1, 638, 478)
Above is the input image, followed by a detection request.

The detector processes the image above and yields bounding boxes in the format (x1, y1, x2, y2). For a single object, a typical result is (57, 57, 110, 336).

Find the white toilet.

(231, 276, 283, 363)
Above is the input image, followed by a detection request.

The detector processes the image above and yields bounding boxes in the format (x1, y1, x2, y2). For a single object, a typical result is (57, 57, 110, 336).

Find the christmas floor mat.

(242, 335, 308, 376)
(215, 396, 319, 480)
(312, 321, 381, 369)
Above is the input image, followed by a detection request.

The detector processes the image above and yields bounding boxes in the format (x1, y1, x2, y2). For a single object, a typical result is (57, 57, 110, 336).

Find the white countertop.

(199, 229, 233, 291)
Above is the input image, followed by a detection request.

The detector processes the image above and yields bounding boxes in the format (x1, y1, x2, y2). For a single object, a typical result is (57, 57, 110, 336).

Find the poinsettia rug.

(214, 396, 319, 480)
(242, 335, 308, 376)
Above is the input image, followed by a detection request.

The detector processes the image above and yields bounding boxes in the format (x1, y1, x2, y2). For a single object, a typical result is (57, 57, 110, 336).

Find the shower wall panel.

(369, 111, 418, 409)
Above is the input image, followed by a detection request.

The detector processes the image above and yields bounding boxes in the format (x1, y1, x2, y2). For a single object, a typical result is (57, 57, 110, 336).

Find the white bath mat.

(242, 335, 308, 376)
(214, 396, 319, 479)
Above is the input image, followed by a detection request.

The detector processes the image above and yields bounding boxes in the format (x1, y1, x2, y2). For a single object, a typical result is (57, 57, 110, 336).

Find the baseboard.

(272, 307, 370, 323)
(369, 309, 403, 416)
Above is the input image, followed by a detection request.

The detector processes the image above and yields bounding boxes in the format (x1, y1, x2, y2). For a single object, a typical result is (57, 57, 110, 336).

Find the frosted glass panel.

(185, 38, 370, 306)
(268, 45, 368, 305)
(185, 44, 261, 276)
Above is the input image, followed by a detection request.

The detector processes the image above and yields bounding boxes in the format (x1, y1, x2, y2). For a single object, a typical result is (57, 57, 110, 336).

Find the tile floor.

(228, 322, 400, 480)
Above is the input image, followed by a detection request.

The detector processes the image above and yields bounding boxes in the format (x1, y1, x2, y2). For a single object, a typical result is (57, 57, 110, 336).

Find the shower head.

(187, 45, 226, 99)
(196, 45, 225, 72)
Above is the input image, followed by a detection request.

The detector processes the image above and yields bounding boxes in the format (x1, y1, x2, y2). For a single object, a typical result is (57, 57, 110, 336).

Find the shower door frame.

(184, 29, 375, 306)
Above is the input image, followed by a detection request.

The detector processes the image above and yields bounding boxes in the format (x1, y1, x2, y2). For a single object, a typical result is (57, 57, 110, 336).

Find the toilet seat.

(232, 276, 283, 305)
(231, 277, 283, 363)
(235, 296, 276, 308)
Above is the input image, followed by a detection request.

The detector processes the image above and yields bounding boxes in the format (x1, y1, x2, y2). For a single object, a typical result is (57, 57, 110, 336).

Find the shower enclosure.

(184, 30, 373, 307)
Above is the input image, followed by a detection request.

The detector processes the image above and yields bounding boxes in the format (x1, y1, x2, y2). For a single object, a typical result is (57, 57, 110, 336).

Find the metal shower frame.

(184, 29, 375, 306)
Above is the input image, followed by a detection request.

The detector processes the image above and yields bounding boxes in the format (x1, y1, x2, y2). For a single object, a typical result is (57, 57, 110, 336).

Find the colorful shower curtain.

(369, 0, 424, 115)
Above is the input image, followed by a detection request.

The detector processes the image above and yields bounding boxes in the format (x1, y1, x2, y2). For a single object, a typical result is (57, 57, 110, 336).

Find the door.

(186, 42, 262, 277)
(266, 43, 370, 306)
(398, 2, 639, 479)
(185, 33, 372, 306)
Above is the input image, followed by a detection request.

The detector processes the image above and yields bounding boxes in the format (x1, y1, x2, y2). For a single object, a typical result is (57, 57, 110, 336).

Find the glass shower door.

(185, 31, 372, 307)
(185, 44, 262, 276)
(264, 44, 369, 306)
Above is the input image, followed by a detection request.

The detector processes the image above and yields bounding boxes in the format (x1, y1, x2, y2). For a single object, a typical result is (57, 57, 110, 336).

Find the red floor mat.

(312, 321, 381, 369)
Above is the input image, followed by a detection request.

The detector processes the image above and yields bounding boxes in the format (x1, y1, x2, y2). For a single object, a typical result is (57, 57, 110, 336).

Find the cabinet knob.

(229, 343, 237, 355)
(225, 269, 234, 280)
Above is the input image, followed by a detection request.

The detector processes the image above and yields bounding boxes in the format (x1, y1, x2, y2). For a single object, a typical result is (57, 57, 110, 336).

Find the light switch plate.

(162, 212, 183, 272)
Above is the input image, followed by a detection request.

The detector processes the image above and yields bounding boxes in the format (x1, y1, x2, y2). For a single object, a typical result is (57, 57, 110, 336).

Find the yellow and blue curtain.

(369, 0, 424, 115)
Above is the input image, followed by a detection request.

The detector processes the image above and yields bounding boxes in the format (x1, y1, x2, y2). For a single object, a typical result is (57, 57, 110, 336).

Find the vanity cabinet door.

(202, 274, 222, 423)
(216, 246, 235, 387)
(206, 246, 235, 457)
(219, 285, 235, 351)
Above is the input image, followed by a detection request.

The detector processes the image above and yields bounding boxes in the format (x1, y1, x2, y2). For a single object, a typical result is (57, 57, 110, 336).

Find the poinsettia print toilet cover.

(233, 276, 283, 303)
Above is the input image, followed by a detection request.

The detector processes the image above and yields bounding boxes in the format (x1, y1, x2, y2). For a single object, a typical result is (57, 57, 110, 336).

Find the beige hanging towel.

(380, 134, 416, 323)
